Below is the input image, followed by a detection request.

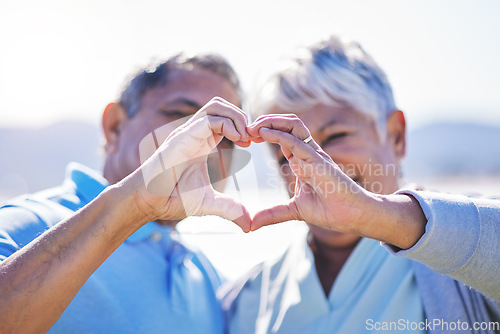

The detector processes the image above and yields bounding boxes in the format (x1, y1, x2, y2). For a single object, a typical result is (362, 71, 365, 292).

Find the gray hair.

(253, 35, 397, 136)
(119, 53, 242, 118)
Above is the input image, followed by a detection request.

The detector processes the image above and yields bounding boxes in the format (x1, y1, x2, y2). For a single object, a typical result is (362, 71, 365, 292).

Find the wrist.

(109, 172, 159, 227)
(357, 193, 427, 249)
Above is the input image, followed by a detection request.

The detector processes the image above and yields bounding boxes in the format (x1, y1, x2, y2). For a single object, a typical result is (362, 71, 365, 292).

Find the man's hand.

(0, 97, 255, 334)
(128, 97, 253, 232)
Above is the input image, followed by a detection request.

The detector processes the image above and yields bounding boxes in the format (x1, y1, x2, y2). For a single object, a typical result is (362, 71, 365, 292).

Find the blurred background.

(1, 0, 499, 279)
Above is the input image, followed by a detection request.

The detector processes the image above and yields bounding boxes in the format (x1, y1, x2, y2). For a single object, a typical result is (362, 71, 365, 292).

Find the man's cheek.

(207, 145, 234, 192)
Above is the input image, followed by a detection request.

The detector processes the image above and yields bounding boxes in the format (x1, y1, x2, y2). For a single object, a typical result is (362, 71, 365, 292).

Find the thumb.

(251, 201, 300, 231)
(202, 192, 252, 233)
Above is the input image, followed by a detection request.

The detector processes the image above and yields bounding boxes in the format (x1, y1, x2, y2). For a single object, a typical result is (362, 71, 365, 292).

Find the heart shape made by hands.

(136, 100, 367, 235)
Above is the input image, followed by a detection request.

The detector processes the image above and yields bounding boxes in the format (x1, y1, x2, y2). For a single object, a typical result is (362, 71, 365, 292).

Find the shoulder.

(0, 187, 75, 259)
(1, 186, 75, 225)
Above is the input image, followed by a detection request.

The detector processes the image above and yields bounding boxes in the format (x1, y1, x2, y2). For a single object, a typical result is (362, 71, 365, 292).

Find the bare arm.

(0, 180, 148, 334)
(0, 97, 252, 333)
(359, 192, 427, 250)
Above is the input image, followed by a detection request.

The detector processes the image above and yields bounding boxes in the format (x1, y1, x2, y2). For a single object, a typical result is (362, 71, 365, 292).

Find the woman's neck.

(308, 232, 360, 297)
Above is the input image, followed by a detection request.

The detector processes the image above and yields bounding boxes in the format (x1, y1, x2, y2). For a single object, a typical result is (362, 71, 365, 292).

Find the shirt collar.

(65, 162, 108, 206)
(126, 221, 173, 244)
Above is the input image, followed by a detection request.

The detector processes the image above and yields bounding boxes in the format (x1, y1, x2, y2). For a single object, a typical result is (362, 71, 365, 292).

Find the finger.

(205, 117, 254, 148)
(258, 127, 320, 162)
(251, 201, 300, 231)
(202, 192, 252, 233)
(248, 113, 303, 133)
(192, 97, 250, 142)
(250, 113, 299, 126)
(250, 137, 265, 143)
(250, 114, 325, 152)
(233, 140, 252, 148)
(161, 115, 242, 169)
(191, 97, 247, 122)
(182, 115, 242, 145)
(167, 98, 248, 143)
(207, 115, 243, 143)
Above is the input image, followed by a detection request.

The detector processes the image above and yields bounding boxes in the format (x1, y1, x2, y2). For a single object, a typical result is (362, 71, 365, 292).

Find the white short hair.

(253, 35, 397, 137)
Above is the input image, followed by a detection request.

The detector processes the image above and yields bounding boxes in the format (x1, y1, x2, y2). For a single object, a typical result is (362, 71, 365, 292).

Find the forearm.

(0, 183, 149, 334)
(356, 189, 500, 301)
(356, 192, 427, 250)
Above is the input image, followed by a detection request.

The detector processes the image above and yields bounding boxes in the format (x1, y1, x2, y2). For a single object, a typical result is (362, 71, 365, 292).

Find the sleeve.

(382, 189, 500, 302)
(0, 206, 51, 260)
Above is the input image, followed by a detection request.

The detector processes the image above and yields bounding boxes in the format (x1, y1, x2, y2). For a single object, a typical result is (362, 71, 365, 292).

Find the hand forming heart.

(246, 114, 373, 233)
(130, 96, 378, 237)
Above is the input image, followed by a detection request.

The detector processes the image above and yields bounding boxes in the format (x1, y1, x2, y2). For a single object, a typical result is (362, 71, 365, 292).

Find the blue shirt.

(223, 236, 423, 334)
(0, 163, 225, 334)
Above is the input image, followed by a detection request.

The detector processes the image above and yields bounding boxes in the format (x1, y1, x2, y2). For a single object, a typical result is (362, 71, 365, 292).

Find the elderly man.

(0, 53, 252, 333)
(223, 36, 500, 333)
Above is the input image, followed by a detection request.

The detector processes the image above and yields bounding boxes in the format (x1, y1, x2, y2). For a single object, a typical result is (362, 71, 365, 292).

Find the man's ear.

(386, 110, 406, 161)
(102, 102, 128, 153)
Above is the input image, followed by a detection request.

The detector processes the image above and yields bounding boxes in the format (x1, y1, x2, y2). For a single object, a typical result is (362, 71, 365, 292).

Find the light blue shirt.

(0, 163, 224, 334)
(223, 236, 424, 334)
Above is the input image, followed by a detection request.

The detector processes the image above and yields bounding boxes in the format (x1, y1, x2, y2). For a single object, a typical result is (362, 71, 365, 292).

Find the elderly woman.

(223, 36, 500, 333)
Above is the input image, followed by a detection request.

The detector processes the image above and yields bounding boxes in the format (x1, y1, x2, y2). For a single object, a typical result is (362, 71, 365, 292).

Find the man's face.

(106, 67, 240, 184)
(268, 103, 402, 196)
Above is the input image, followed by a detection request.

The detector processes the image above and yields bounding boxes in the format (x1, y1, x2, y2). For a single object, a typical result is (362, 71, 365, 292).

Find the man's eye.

(160, 110, 189, 120)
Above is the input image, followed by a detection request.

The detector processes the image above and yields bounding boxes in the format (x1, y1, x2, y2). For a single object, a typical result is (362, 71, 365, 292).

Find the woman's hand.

(247, 114, 426, 249)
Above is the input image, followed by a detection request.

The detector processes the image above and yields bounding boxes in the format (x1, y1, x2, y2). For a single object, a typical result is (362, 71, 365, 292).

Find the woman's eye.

(324, 132, 348, 144)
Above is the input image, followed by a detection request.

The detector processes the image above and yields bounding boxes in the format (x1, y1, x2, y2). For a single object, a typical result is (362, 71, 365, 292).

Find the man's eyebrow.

(162, 98, 202, 111)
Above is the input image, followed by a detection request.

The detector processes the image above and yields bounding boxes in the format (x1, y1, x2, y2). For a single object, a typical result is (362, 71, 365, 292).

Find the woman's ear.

(386, 110, 407, 161)
(102, 103, 128, 153)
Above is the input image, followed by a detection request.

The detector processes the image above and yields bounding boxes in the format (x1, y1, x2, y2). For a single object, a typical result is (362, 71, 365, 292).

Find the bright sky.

(0, 0, 499, 129)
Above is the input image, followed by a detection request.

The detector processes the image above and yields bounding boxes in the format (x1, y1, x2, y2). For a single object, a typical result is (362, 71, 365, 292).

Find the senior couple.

(0, 35, 499, 334)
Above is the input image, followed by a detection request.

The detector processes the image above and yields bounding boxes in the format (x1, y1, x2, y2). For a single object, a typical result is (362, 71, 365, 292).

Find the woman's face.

(267, 103, 405, 246)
